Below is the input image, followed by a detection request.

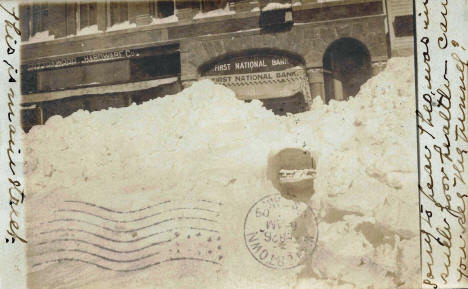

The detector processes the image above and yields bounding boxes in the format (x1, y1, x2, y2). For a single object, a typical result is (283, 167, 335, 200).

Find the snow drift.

(24, 57, 418, 289)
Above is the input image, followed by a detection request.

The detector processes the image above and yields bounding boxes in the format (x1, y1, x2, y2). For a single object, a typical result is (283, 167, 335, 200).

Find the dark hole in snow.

(267, 148, 317, 202)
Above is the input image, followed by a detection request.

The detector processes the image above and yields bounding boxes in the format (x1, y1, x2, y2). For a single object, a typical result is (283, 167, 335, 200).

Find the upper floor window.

(31, 3, 48, 35)
(176, 0, 201, 10)
(393, 15, 413, 37)
(201, 0, 226, 12)
(110, 2, 129, 26)
(78, 2, 97, 30)
(150, 0, 175, 18)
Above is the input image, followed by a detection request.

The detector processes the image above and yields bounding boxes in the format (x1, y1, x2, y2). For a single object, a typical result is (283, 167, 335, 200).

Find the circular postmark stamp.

(243, 194, 318, 269)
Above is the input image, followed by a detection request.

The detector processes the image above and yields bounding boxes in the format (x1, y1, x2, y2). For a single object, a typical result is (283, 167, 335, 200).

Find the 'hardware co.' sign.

(24, 49, 140, 72)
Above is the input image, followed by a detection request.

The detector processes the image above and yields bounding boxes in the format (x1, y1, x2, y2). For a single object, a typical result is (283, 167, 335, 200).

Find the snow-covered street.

(24, 56, 418, 289)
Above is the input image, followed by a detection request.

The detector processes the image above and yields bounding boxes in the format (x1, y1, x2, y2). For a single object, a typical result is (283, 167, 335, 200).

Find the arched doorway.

(323, 38, 371, 103)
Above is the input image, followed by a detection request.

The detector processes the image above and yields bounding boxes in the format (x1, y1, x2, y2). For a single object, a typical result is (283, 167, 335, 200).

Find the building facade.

(385, 0, 413, 56)
(20, 0, 394, 131)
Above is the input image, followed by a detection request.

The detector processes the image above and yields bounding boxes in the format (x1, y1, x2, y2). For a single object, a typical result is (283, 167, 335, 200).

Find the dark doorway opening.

(260, 92, 306, 116)
(323, 38, 371, 103)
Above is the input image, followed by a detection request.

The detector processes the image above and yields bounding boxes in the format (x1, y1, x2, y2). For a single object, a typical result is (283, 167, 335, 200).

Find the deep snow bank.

(24, 57, 417, 289)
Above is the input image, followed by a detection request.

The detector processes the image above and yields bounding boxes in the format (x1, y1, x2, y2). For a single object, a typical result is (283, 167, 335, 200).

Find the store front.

(21, 44, 182, 131)
(200, 50, 312, 115)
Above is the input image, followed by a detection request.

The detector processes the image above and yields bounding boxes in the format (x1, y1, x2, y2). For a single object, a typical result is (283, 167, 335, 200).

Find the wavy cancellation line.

(43, 216, 218, 233)
(34, 248, 163, 263)
(36, 238, 173, 254)
(38, 226, 220, 243)
(53, 206, 220, 223)
(32, 257, 221, 272)
(63, 199, 223, 214)
(63, 200, 173, 214)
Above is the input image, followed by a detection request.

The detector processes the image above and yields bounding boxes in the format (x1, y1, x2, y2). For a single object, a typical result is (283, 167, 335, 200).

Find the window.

(78, 2, 97, 30)
(176, 0, 201, 10)
(201, 0, 226, 12)
(21, 70, 38, 95)
(393, 15, 413, 37)
(151, 0, 175, 18)
(21, 106, 43, 132)
(110, 2, 128, 26)
(31, 3, 48, 35)
(130, 52, 181, 81)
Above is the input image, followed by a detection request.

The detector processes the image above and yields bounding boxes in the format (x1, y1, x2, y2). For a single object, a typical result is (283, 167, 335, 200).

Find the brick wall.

(180, 15, 388, 82)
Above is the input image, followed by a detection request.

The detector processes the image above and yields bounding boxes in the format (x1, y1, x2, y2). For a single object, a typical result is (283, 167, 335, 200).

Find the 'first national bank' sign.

(201, 53, 304, 76)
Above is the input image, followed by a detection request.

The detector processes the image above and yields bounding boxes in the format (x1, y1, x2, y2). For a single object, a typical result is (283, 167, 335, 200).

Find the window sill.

(294, 0, 382, 11)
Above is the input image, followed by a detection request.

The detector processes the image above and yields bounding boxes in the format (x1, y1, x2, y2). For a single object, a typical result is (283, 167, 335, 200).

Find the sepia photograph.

(0, 0, 465, 288)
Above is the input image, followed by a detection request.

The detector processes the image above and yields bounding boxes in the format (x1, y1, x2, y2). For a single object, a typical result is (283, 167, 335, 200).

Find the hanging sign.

(201, 53, 303, 76)
(203, 67, 308, 100)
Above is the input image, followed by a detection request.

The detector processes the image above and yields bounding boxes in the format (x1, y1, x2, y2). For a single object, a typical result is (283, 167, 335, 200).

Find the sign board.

(24, 49, 139, 72)
(23, 44, 179, 72)
(203, 67, 308, 100)
(201, 53, 303, 76)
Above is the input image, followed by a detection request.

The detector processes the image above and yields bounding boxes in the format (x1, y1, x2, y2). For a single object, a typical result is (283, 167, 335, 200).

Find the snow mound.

(76, 24, 100, 36)
(151, 15, 178, 25)
(106, 21, 137, 32)
(262, 2, 292, 11)
(193, 6, 235, 19)
(23, 30, 55, 44)
(24, 57, 417, 289)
